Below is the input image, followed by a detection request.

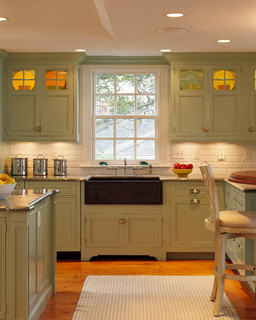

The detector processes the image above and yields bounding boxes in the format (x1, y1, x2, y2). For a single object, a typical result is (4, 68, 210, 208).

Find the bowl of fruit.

(172, 163, 193, 178)
(0, 174, 16, 199)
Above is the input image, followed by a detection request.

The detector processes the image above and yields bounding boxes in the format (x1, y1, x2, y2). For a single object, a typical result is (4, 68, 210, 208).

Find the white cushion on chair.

(218, 210, 256, 228)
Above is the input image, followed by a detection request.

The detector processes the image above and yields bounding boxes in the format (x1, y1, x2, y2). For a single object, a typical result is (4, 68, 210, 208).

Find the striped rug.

(72, 275, 240, 320)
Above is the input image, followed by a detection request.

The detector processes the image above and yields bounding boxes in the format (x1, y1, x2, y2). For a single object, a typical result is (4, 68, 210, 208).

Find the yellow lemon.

(8, 177, 16, 184)
(0, 180, 4, 185)
(3, 180, 11, 184)
(0, 173, 9, 181)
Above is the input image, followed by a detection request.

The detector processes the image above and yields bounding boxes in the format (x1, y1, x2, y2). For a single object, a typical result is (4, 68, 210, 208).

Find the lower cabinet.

(225, 182, 256, 292)
(0, 195, 56, 320)
(81, 181, 170, 261)
(24, 181, 81, 252)
(169, 181, 224, 252)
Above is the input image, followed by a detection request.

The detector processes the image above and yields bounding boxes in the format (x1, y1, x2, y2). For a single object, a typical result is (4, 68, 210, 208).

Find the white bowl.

(0, 184, 16, 199)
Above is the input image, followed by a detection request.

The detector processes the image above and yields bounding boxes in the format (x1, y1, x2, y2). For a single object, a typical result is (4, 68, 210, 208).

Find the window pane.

(116, 74, 134, 93)
(116, 119, 134, 137)
(137, 119, 155, 138)
(136, 140, 155, 160)
(95, 140, 114, 159)
(137, 95, 155, 114)
(117, 95, 135, 114)
(96, 74, 114, 93)
(116, 140, 134, 159)
(136, 74, 155, 93)
(96, 95, 114, 115)
(95, 119, 114, 137)
(12, 69, 35, 90)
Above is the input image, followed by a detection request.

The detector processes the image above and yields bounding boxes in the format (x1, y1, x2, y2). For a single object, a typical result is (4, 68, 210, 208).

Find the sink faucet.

(124, 158, 127, 175)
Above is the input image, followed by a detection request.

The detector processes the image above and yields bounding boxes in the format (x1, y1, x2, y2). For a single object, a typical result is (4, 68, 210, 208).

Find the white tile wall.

(5, 140, 256, 179)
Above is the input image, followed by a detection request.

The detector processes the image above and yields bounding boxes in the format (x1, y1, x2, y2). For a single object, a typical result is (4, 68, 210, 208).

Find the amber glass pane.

(12, 69, 35, 90)
(180, 69, 203, 90)
(45, 69, 67, 90)
(213, 70, 236, 90)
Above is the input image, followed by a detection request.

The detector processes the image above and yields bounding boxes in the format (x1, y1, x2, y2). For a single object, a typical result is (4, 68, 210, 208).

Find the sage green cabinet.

(170, 181, 216, 251)
(0, 218, 5, 319)
(225, 182, 256, 292)
(0, 194, 56, 320)
(171, 62, 243, 141)
(24, 180, 81, 252)
(3, 53, 84, 142)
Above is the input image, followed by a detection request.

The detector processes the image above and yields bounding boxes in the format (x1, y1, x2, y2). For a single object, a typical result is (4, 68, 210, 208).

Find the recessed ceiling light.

(217, 39, 231, 43)
(74, 49, 86, 52)
(160, 49, 172, 52)
(0, 17, 8, 21)
(167, 13, 184, 18)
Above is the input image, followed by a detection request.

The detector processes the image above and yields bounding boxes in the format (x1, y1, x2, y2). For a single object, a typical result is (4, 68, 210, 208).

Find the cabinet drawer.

(25, 181, 79, 196)
(171, 182, 206, 198)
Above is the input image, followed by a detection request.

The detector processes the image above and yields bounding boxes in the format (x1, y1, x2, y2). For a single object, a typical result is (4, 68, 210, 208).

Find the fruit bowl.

(0, 183, 16, 199)
(173, 168, 193, 178)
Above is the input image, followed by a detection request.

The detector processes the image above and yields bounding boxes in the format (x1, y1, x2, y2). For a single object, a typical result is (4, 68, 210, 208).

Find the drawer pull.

(119, 218, 126, 224)
(190, 189, 200, 194)
(190, 199, 200, 204)
(226, 191, 231, 197)
(238, 243, 245, 249)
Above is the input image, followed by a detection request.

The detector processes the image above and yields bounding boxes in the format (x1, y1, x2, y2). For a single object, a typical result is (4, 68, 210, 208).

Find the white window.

(81, 65, 169, 166)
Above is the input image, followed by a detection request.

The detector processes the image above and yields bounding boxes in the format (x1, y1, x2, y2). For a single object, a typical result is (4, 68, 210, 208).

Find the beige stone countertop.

(0, 189, 59, 212)
(13, 175, 90, 181)
(224, 179, 256, 191)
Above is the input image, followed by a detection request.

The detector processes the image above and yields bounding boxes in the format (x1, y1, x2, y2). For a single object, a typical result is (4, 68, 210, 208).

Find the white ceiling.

(1, 0, 256, 56)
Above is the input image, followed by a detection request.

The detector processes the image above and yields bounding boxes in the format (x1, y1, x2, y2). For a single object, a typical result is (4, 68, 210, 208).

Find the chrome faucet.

(124, 158, 127, 175)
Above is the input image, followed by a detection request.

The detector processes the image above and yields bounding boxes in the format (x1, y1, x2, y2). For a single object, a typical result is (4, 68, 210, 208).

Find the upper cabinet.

(3, 53, 85, 141)
(166, 53, 256, 142)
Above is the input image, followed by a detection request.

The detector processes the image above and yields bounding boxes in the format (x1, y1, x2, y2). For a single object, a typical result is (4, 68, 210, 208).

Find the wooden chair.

(199, 162, 256, 317)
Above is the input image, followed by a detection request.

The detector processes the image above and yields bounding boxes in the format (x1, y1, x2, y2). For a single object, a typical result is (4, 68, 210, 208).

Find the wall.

(5, 140, 256, 179)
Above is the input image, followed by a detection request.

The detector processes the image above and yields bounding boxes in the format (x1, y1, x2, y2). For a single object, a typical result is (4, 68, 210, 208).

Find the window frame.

(81, 64, 169, 167)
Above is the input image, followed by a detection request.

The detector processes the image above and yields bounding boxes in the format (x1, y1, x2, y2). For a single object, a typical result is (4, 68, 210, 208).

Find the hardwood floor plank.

(39, 259, 256, 319)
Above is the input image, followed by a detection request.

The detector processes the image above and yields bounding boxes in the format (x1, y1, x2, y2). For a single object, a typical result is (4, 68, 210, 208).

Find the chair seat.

(211, 210, 256, 228)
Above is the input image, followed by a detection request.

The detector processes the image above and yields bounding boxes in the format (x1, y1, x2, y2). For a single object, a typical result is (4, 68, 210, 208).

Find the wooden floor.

(39, 258, 256, 320)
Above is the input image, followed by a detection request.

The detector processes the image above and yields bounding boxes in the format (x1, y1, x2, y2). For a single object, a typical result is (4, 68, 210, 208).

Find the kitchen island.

(0, 188, 58, 320)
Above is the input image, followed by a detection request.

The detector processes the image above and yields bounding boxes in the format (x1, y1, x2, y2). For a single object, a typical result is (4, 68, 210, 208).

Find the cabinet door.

(0, 218, 5, 319)
(40, 66, 75, 139)
(85, 213, 124, 248)
(247, 65, 256, 138)
(172, 66, 208, 139)
(209, 66, 243, 139)
(124, 214, 162, 248)
(15, 181, 25, 190)
(170, 197, 214, 249)
(5, 66, 40, 139)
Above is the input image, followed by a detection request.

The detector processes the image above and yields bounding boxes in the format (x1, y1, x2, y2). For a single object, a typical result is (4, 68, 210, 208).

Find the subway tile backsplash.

(4, 141, 256, 178)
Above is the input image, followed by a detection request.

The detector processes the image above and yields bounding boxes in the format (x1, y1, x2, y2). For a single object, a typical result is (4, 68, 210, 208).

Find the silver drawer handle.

(190, 199, 200, 204)
(190, 189, 200, 194)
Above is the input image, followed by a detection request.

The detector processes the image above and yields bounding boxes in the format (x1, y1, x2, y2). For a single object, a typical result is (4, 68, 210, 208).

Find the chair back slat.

(199, 162, 220, 231)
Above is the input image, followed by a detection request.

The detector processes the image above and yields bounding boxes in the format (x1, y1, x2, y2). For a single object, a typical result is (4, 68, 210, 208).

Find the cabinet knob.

(36, 126, 42, 132)
(119, 218, 126, 224)
(248, 126, 255, 132)
(190, 188, 200, 194)
(238, 243, 245, 249)
(190, 199, 200, 204)
(203, 126, 210, 132)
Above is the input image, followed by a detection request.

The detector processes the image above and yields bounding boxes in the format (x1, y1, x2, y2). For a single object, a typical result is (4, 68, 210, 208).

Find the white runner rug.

(72, 275, 240, 320)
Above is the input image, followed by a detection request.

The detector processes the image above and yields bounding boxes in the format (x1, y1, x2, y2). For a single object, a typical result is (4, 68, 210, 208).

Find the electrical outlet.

(244, 149, 251, 160)
(218, 148, 225, 161)
(194, 150, 200, 160)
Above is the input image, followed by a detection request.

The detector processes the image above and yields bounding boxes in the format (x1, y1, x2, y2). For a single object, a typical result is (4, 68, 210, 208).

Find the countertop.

(0, 189, 59, 212)
(224, 179, 256, 191)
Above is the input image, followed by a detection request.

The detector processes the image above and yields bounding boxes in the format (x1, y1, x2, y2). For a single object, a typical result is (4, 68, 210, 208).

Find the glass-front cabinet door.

(173, 65, 208, 139)
(247, 65, 256, 139)
(209, 66, 242, 139)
